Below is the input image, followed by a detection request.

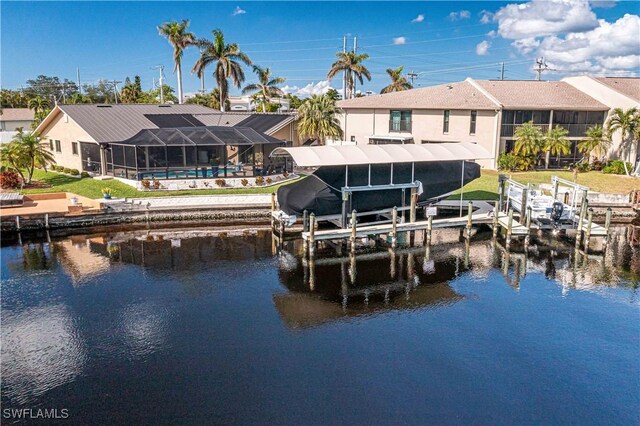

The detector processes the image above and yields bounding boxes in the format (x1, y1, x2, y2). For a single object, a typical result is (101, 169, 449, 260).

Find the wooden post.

(465, 200, 473, 238)
(302, 210, 309, 232)
(391, 206, 398, 249)
(576, 198, 587, 247)
(492, 202, 499, 238)
(521, 184, 529, 221)
(350, 209, 357, 251)
(552, 178, 559, 201)
(308, 213, 316, 255)
(498, 175, 506, 212)
(604, 207, 612, 245)
(15, 215, 20, 232)
(44, 213, 49, 229)
(409, 188, 417, 223)
(506, 208, 514, 247)
(270, 192, 276, 230)
(525, 206, 532, 246)
(426, 215, 433, 248)
(584, 208, 593, 251)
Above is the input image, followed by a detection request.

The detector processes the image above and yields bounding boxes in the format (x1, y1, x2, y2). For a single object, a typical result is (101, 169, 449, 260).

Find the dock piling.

(303, 210, 309, 232)
(525, 206, 532, 246)
(492, 202, 499, 238)
(44, 213, 49, 229)
(584, 208, 593, 251)
(604, 207, 612, 246)
(350, 210, 357, 251)
(15, 215, 20, 232)
(576, 197, 587, 248)
(409, 189, 417, 223)
(506, 208, 514, 247)
(391, 207, 398, 249)
(465, 201, 473, 238)
(309, 213, 316, 255)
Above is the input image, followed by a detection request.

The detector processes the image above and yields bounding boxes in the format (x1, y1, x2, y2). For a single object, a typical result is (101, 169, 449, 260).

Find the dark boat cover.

(278, 161, 480, 216)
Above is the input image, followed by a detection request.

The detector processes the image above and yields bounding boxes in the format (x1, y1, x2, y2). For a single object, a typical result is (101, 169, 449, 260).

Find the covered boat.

(271, 143, 491, 218)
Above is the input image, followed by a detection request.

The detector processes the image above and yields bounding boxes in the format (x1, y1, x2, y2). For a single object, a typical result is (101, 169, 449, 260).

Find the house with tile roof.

(34, 104, 299, 179)
(337, 77, 616, 169)
(0, 108, 35, 143)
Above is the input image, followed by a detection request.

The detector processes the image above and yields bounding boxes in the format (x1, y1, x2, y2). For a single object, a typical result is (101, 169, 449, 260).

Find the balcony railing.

(501, 123, 595, 138)
(389, 119, 412, 133)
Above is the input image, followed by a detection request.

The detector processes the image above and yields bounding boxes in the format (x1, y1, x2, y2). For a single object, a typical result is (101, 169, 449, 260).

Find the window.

(49, 139, 53, 150)
(72, 142, 78, 156)
(389, 110, 411, 132)
(55, 140, 61, 152)
(443, 110, 450, 133)
(350, 135, 356, 142)
(470, 111, 477, 134)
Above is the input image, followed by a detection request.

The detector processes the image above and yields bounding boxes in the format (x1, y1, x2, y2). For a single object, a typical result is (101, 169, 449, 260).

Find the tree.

(578, 124, 611, 163)
(381, 66, 413, 94)
(68, 93, 93, 104)
(606, 107, 639, 175)
(82, 81, 114, 103)
(325, 88, 341, 102)
(185, 88, 230, 110)
(241, 66, 285, 112)
(120, 76, 143, 103)
(0, 89, 29, 108)
(142, 84, 178, 104)
(27, 96, 51, 128)
(0, 131, 55, 184)
(158, 20, 196, 104)
(25, 75, 78, 101)
(283, 93, 303, 110)
(543, 126, 570, 169)
(192, 29, 252, 112)
(327, 51, 371, 99)
(513, 121, 544, 158)
(297, 94, 343, 145)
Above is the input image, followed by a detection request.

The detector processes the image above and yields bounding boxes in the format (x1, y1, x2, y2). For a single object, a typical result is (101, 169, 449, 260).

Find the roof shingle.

(594, 77, 640, 102)
(0, 108, 35, 121)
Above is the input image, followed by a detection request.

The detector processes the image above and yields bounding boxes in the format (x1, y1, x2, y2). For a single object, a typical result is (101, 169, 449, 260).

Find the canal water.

(1, 227, 639, 424)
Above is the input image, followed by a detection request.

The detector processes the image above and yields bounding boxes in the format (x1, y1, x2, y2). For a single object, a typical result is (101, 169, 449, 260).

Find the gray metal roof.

(116, 126, 284, 147)
(53, 104, 219, 143)
(193, 112, 297, 134)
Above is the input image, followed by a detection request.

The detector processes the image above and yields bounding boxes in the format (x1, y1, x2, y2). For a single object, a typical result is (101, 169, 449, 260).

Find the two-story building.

(336, 78, 614, 169)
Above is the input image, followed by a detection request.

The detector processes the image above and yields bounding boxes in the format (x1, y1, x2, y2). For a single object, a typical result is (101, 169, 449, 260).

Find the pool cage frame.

(102, 126, 288, 180)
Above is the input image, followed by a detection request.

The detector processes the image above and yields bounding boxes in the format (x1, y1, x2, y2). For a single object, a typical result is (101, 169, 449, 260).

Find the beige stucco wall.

(339, 108, 499, 168)
(0, 119, 33, 131)
(39, 111, 97, 171)
(271, 122, 300, 146)
(564, 76, 639, 162)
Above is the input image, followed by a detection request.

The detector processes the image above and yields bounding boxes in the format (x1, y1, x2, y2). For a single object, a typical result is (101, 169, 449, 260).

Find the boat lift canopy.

(270, 142, 492, 167)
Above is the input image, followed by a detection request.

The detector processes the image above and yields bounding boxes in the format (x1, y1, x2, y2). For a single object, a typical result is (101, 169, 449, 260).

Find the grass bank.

(451, 169, 640, 201)
(22, 170, 301, 199)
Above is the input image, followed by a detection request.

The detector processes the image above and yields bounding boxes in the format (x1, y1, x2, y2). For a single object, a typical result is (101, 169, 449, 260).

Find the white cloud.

(232, 6, 246, 16)
(412, 14, 425, 23)
(476, 40, 491, 55)
(487, 30, 498, 38)
(449, 10, 471, 21)
(393, 36, 407, 45)
(512, 37, 541, 55)
(282, 81, 335, 98)
(480, 10, 494, 24)
(590, 0, 618, 8)
(494, 0, 598, 39)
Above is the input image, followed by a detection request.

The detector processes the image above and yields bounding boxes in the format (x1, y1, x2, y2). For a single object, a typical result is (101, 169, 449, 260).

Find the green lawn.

(22, 169, 301, 199)
(451, 169, 640, 201)
(21, 168, 640, 201)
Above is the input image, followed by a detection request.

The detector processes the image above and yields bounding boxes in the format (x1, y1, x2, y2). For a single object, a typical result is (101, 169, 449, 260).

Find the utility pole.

(152, 65, 165, 103)
(352, 36, 357, 98)
(408, 71, 418, 86)
(77, 67, 82, 94)
(499, 62, 505, 80)
(108, 80, 122, 104)
(534, 57, 553, 81)
(61, 82, 66, 103)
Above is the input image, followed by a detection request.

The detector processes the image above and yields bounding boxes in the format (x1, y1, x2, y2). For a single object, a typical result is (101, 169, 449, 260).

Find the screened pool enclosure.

(103, 126, 287, 180)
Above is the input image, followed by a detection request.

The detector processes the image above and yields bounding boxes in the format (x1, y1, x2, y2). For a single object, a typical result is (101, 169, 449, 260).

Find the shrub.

(54, 165, 64, 172)
(602, 160, 632, 175)
(573, 161, 591, 173)
(265, 177, 273, 185)
(152, 179, 161, 190)
(215, 179, 226, 187)
(141, 179, 151, 189)
(591, 159, 605, 171)
(80, 171, 90, 178)
(69, 169, 79, 176)
(497, 153, 520, 172)
(255, 175, 264, 186)
(240, 178, 249, 187)
(0, 170, 22, 189)
(101, 187, 113, 195)
(63, 167, 72, 174)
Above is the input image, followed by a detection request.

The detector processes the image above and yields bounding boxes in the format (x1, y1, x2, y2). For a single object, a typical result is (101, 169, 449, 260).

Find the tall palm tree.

(297, 94, 343, 145)
(16, 132, 56, 183)
(380, 66, 413, 94)
(192, 29, 252, 112)
(158, 20, 196, 104)
(28, 96, 49, 115)
(513, 121, 544, 158)
(241, 66, 286, 112)
(327, 51, 371, 99)
(578, 124, 611, 163)
(606, 107, 639, 175)
(543, 126, 570, 169)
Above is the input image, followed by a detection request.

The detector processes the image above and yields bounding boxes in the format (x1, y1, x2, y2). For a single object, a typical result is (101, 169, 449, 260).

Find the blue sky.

(2, 1, 639, 97)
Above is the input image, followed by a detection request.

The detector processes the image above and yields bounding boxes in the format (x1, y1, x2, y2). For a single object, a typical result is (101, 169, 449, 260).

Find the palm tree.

(578, 124, 611, 163)
(16, 132, 56, 183)
(0, 141, 28, 184)
(380, 66, 412, 94)
(297, 94, 343, 145)
(513, 121, 544, 158)
(606, 107, 639, 175)
(241, 66, 286, 112)
(68, 93, 92, 104)
(543, 126, 570, 169)
(27, 96, 51, 127)
(192, 29, 252, 112)
(158, 20, 196, 104)
(327, 51, 371, 99)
